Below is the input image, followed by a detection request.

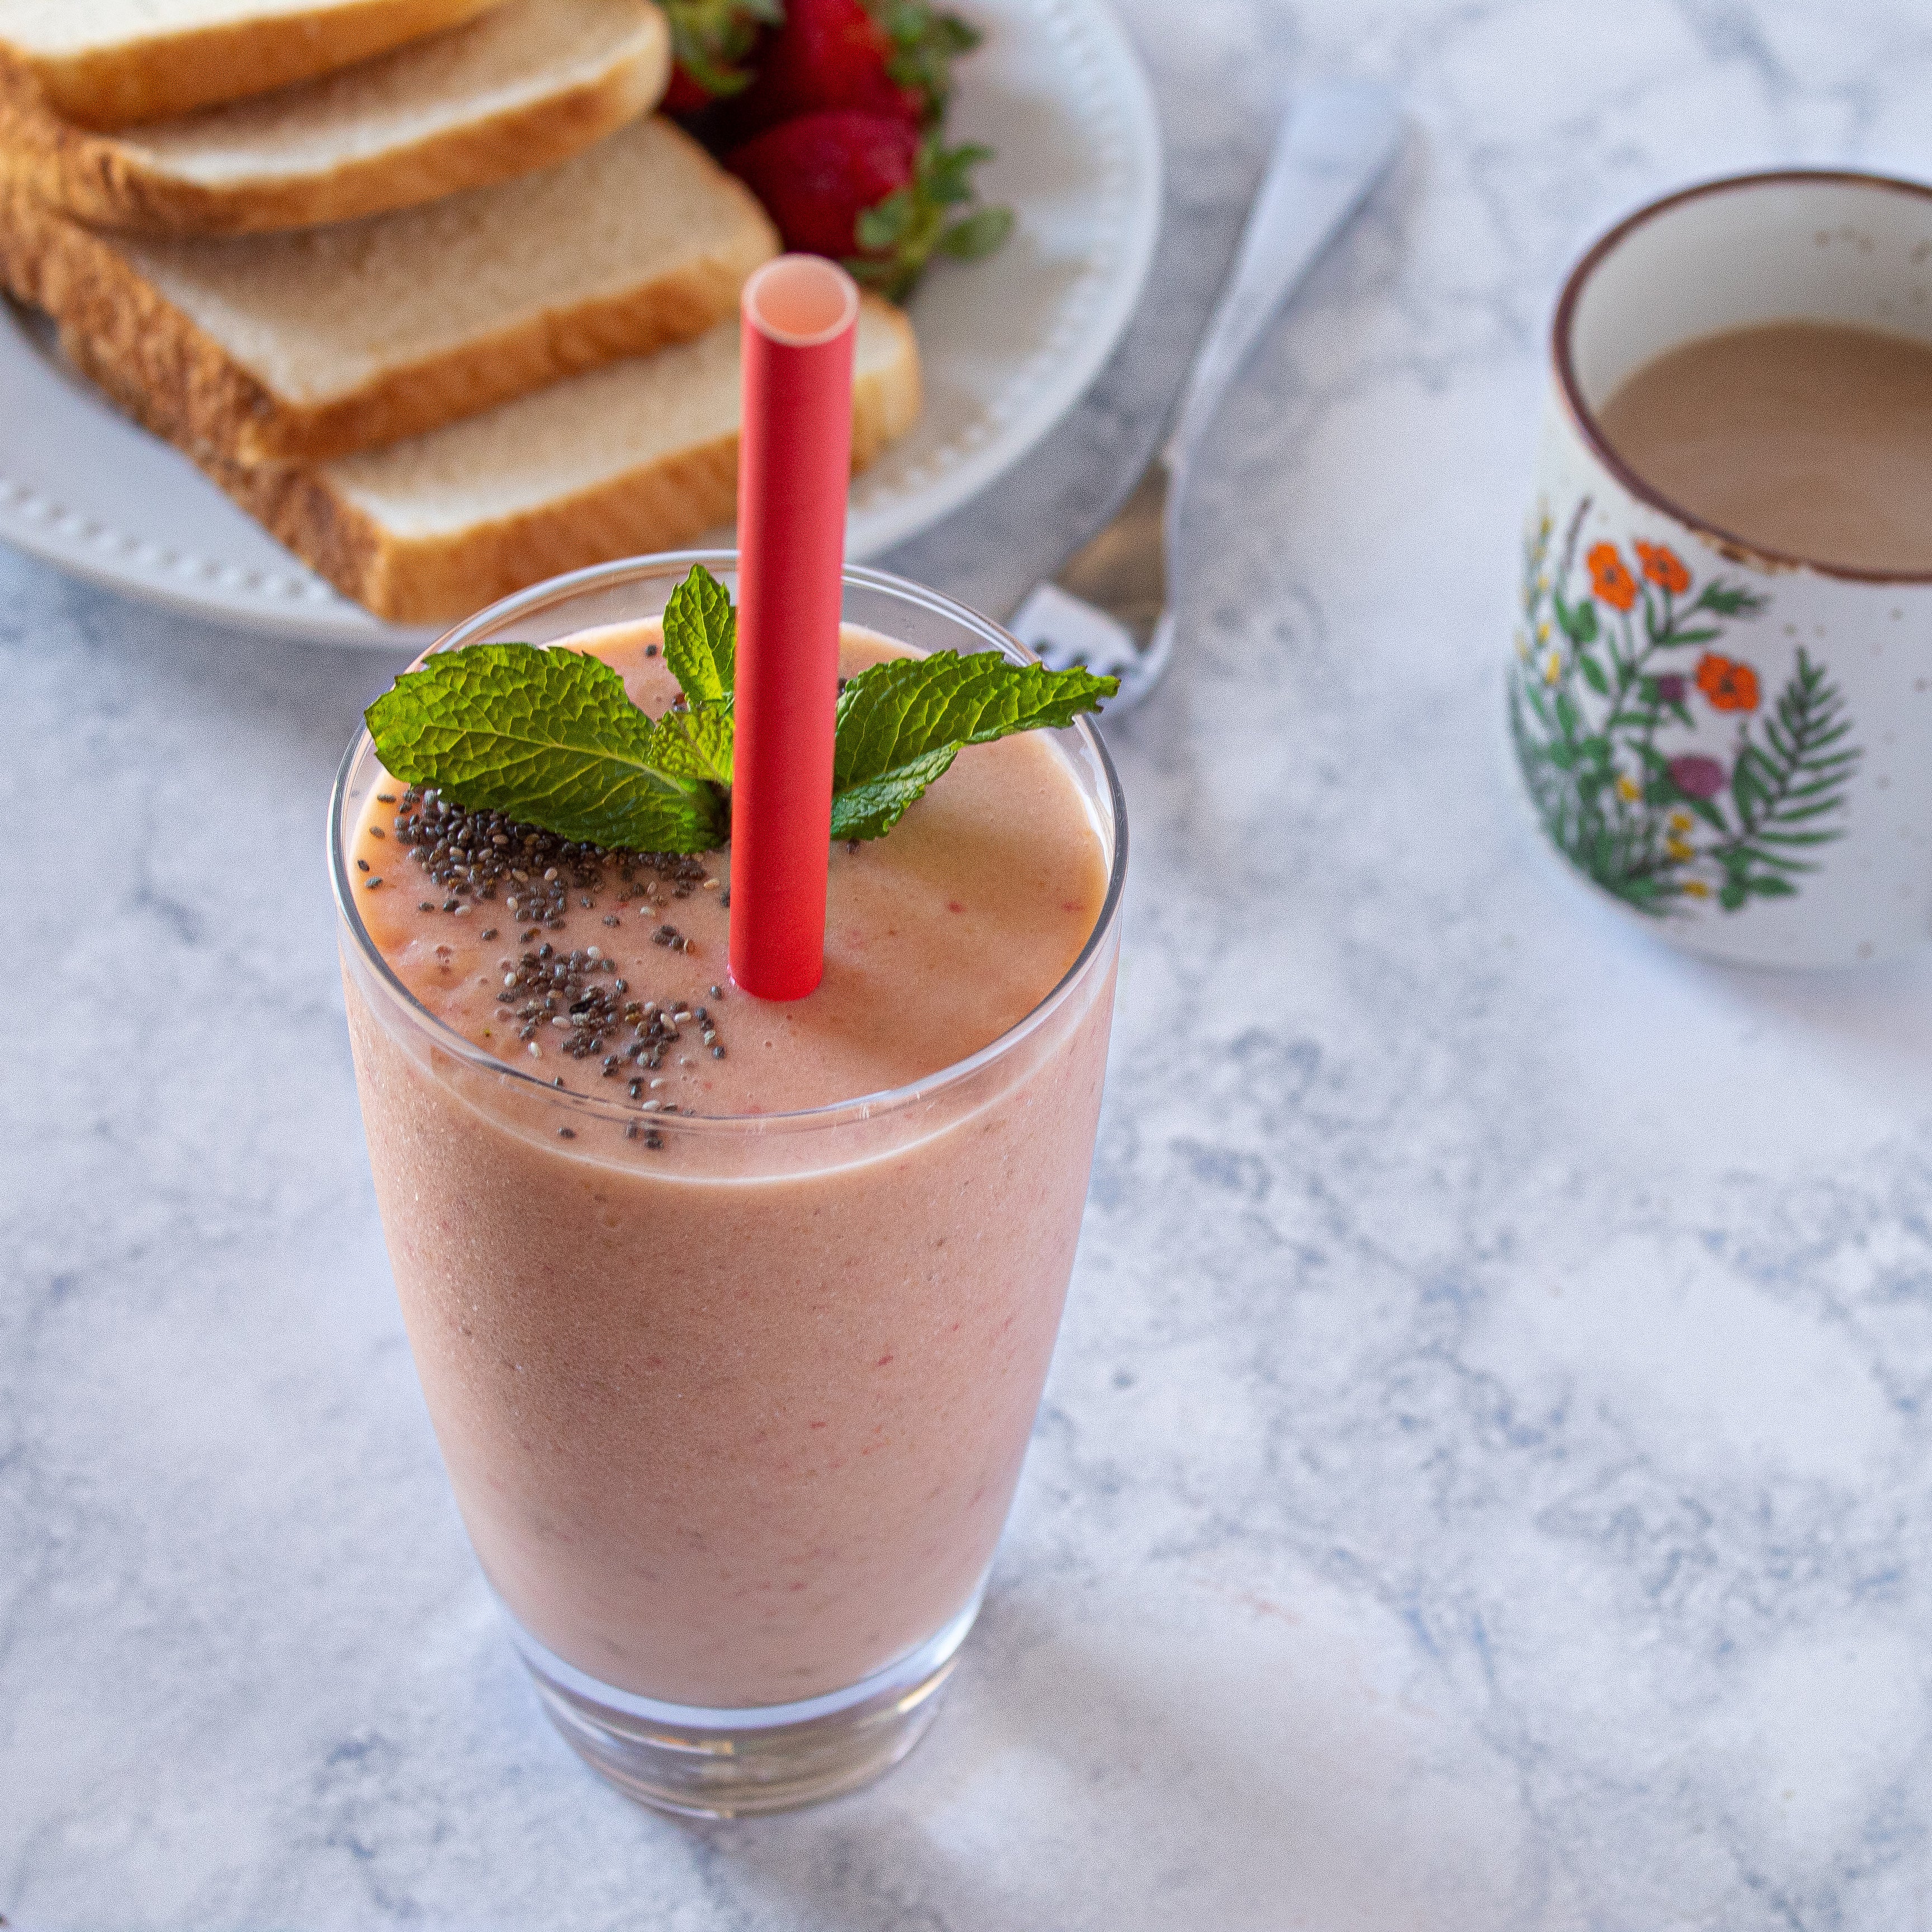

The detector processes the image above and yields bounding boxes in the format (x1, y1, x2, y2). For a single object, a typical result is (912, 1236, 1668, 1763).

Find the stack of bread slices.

(0, 0, 922, 622)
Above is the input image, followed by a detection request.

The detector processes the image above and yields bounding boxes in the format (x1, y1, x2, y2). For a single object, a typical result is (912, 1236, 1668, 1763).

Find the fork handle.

(1163, 80, 1404, 477)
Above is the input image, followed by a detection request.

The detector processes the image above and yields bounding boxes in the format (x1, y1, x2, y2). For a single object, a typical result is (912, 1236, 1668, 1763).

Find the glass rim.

(1551, 165, 1932, 587)
(328, 551, 1129, 1137)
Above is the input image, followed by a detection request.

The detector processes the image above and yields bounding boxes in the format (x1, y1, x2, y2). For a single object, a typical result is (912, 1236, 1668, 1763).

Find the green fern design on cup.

(1508, 500, 1862, 915)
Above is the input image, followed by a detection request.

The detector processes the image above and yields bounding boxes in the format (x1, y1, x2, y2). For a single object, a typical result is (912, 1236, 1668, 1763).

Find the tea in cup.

(1513, 169, 1932, 967)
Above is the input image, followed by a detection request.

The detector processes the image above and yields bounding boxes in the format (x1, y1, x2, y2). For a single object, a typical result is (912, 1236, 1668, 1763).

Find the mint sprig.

(363, 565, 1115, 857)
(646, 702, 735, 788)
(364, 641, 726, 851)
(831, 649, 1114, 839)
(661, 559, 735, 707)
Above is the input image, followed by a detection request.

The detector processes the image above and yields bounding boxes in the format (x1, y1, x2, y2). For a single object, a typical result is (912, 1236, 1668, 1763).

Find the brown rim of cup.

(1551, 166, 1932, 586)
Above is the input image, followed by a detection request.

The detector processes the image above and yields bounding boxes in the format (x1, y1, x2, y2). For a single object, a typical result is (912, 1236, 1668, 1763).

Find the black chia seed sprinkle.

(378, 787, 728, 1125)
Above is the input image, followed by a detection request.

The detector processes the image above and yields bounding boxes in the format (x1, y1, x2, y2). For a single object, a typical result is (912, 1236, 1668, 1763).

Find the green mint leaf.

(830, 650, 1115, 840)
(366, 643, 726, 854)
(661, 563, 736, 707)
(646, 701, 736, 788)
(830, 745, 962, 841)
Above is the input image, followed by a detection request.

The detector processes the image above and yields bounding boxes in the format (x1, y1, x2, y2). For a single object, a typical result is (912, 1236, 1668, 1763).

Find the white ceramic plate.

(0, 0, 1161, 648)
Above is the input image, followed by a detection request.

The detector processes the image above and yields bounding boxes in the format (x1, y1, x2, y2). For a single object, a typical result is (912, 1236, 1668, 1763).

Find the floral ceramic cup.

(1512, 170, 1932, 967)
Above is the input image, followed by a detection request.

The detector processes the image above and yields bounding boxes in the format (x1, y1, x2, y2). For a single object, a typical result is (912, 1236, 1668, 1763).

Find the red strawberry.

(659, 0, 784, 112)
(726, 111, 1013, 302)
(730, 110, 917, 258)
(720, 0, 915, 140)
(664, 66, 718, 116)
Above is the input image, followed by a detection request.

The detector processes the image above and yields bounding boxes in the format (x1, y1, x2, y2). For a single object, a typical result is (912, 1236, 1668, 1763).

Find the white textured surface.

(8, 1, 1932, 1926)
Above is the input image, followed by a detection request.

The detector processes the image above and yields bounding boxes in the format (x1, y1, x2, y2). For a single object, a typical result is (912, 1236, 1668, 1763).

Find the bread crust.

(0, 80, 651, 234)
(193, 307, 925, 622)
(0, 162, 779, 462)
(0, 3, 669, 234)
(0, 0, 510, 131)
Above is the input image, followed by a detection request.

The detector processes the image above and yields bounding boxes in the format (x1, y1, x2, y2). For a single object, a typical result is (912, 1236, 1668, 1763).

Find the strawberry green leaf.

(847, 135, 1012, 302)
(938, 205, 1013, 259)
(924, 140, 991, 203)
(865, 0, 981, 120)
(855, 188, 915, 250)
(829, 649, 1115, 839)
(663, 0, 783, 98)
(366, 643, 726, 854)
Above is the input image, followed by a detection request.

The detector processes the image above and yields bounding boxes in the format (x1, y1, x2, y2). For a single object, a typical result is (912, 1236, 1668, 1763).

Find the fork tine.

(1008, 582, 1143, 677)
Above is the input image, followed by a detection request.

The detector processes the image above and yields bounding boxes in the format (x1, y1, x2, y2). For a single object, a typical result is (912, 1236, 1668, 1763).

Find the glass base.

(508, 1594, 983, 1818)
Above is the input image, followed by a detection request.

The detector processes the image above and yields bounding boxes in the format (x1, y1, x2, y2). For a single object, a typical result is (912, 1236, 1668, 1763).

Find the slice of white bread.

(0, 116, 779, 462)
(189, 297, 921, 622)
(0, 0, 670, 235)
(0, 0, 509, 131)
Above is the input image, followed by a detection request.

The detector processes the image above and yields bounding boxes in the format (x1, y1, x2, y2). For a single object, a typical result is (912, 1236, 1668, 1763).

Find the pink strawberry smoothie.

(339, 624, 1117, 1708)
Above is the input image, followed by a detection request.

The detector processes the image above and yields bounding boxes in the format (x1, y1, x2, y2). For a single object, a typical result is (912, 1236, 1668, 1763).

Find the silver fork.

(1007, 79, 1405, 711)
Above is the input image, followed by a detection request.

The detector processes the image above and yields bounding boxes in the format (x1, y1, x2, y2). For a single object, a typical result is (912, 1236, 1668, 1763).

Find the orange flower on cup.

(1634, 540, 1692, 594)
(1586, 542, 1637, 611)
(1696, 652, 1760, 712)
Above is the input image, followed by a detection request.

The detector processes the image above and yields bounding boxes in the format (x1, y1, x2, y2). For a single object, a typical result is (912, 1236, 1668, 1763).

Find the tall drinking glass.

(329, 556, 1125, 1816)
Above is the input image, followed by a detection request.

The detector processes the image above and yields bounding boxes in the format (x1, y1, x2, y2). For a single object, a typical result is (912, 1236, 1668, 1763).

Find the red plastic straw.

(729, 255, 859, 1002)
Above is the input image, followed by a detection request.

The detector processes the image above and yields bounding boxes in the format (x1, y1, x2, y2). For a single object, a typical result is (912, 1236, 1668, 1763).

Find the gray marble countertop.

(9, 2, 1932, 1926)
